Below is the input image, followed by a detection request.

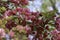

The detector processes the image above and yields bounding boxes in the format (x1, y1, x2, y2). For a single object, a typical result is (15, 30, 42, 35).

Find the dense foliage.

(0, 0, 60, 40)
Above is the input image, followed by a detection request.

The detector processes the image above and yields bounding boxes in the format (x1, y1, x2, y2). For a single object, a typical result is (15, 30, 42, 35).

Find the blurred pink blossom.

(9, 30, 15, 38)
(4, 10, 12, 16)
(16, 25, 25, 32)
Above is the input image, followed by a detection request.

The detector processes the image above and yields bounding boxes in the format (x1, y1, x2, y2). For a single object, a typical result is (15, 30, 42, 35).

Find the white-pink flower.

(51, 29, 60, 40)
(0, 28, 6, 38)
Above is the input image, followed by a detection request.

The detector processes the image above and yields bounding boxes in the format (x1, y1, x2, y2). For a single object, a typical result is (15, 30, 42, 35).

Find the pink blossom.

(25, 25, 31, 34)
(4, 10, 12, 18)
(51, 29, 59, 35)
(9, 30, 15, 38)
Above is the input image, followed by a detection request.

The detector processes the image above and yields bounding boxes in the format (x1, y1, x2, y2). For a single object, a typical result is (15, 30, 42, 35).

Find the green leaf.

(1, 0, 8, 2)
(0, 19, 3, 25)
(42, 10, 56, 19)
(41, 4, 48, 12)
(22, 35, 27, 40)
(43, 0, 52, 6)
